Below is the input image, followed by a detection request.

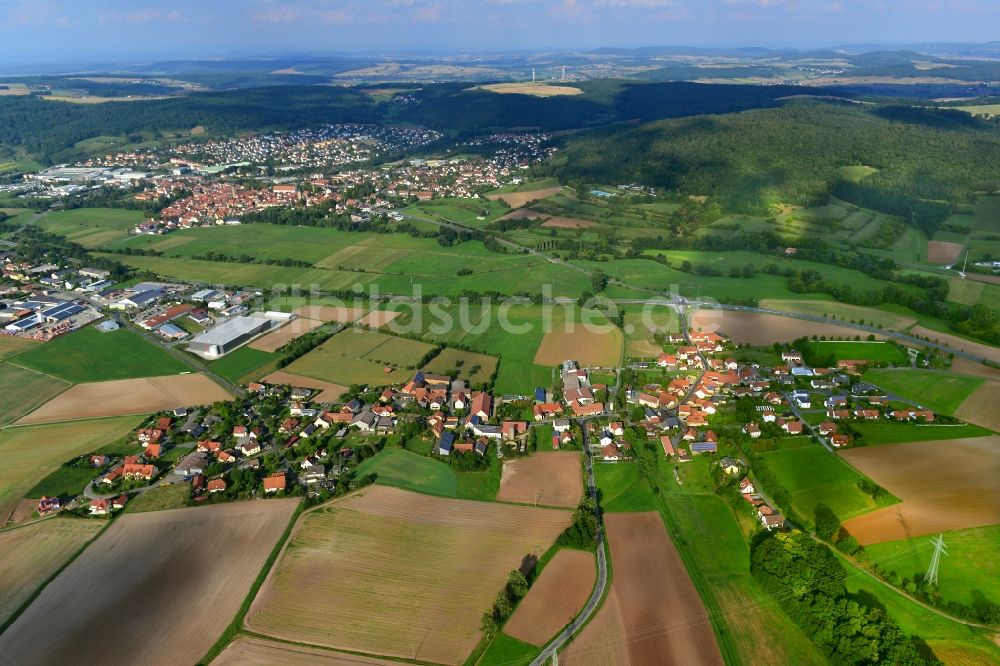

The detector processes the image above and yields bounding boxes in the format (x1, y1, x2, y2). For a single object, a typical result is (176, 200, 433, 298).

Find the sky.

(1, 0, 997, 62)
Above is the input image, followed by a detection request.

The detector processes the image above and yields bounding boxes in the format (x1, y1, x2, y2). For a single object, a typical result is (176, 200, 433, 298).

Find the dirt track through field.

(927, 241, 964, 265)
(261, 370, 347, 402)
(214, 637, 402, 666)
(15, 374, 232, 425)
(249, 317, 323, 352)
(487, 187, 564, 208)
(841, 436, 1000, 545)
(505, 549, 596, 646)
(563, 512, 723, 666)
(691, 309, 885, 345)
(245, 486, 570, 665)
(955, 382, 1000, 432)
(0, 500, 299, 666)
(497, 452, 583, 508)
(534, 324, 622, 367)
(910, 326, 1000, 364)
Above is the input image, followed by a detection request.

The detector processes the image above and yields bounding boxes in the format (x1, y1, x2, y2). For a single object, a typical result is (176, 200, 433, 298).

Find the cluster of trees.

(480, 569, 531, 639)
(275, 325, 339, 368)
(187, 251, 312, 268)
(555, 498, 598, 550)
(751, 531, 938, 665)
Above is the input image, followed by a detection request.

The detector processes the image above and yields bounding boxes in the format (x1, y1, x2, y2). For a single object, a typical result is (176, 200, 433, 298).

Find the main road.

(530, 417, 607, 666)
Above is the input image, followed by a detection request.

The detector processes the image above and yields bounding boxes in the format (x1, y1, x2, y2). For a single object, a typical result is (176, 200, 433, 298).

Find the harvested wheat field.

(357, 309, 401, 328)
(213, 637, 402, 666)
(16, 374, 232, 425)
(497, 452, 583, 508)
(563, 512, 723, 666)
(690, 309, 881, 346)
(4, 498, 38, 525)
(505, 549, 596, 646)
(535, 324, 622, 367)
(261, 370, 347, 402)
(910, 326, 1000, 364)
(0, 500, 298, 666)
(488, 187, 564, 208)
(245, 485, 570, 664)
(842, 436, 1000, 545)
(956, 382, 1000, 431)
(927, 241, 965, 265)
(561, 588, 631, 665)
(759, 299, 916, 331)
(0, 518, 104, 626)
(541, 216, 598, 229)
(292, 305, 367, 323)
(249, 317, 323, 352)
(950, 357, 1000, 382)
(0, 336, 39, 359)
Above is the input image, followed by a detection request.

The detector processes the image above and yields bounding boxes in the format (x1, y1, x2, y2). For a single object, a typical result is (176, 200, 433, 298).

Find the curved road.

(531, 417, 607, 666)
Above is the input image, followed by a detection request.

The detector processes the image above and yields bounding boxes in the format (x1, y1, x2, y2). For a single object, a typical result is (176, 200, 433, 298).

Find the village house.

(263, 472, 287, 493)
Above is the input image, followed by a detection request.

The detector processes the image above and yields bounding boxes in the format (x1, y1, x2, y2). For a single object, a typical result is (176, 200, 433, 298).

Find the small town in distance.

(1, 5, 1000, 665)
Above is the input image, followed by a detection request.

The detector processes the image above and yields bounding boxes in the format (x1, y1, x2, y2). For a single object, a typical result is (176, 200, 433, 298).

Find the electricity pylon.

(926, 534, 947, 588)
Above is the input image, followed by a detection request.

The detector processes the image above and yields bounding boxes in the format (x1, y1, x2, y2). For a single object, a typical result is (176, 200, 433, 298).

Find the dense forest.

(550, 101, 1000, 226)
(0, 81, 823, 165)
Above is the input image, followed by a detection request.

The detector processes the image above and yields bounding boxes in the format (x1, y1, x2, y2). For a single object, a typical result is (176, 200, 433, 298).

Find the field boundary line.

(0, 518, 111, 636)
(198, 499, 305, 665)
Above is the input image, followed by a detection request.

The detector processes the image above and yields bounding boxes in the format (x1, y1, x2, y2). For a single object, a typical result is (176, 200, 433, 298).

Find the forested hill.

(548, 101, 1000, 232)
(0, 80, 817, 164)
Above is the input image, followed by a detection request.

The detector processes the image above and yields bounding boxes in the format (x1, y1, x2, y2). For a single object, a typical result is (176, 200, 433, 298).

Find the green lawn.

(865, 524, 1000, 609)
(208, 347, 280, 385)
(0, 362, 70, 425)
(26, 466, 97, 499)
(594, 463, 658, 512)
(863, 369, 984, 415)
(14, 327, 188, 383)
(39, 208, 144, 248)
(478, 633, 540, 666)
(805, 340, 909, 364)
(758, 443, 897, 524)
(355, 448, 457, 497)
(124, 483, 191, 513)
(852, 421, 992, 445)
(455, 458, 502, 502)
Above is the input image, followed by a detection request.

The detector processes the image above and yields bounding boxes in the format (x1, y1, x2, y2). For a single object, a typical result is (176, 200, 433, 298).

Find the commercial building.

(187, 315, 272, 358)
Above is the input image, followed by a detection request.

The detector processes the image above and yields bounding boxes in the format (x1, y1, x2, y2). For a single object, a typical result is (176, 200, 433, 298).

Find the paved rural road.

(530, 418, 608, 666)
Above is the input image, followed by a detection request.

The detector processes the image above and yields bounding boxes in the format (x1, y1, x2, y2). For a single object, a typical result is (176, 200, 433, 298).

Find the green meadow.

(863, 369, 983, 415)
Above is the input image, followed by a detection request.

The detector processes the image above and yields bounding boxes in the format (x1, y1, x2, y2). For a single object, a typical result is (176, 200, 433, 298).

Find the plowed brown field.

(357, 309, 401, 328)
(691, 309, 883, 345)
(842, 436, 1000, 545)
(245, 486, 570, 664)
(488, 187, 564, 208)
(249, 318, 323, 352)
(15, 374, 232, 425)
(534, 324, 622, 367)
(505, 549, 596, 646)
(497, 452, 583, 508)
(261, 370, 347, 402)
(927, 241, 964, 264)
(955, 382, 1000, 432)
(950, 357, 1000, 382)
(292, 305, 367, 322)
(563, 512, 723, 666)
(0, 500, 299, 666)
